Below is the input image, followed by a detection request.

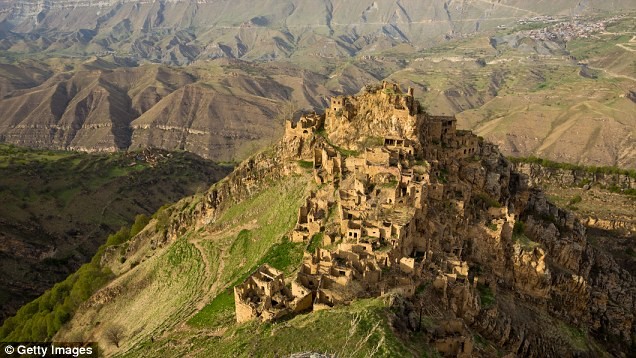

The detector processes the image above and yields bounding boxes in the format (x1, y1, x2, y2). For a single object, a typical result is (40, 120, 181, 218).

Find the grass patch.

(260, 237, 304, 275)
(307, 232, 324, 253)
(297, 160, 314, 169)
(188, 173, 309, 330)
(362, 136, 384, 149)
(230, 229, 252, 255)
(477, 284, 495, 309)
(512, 220, 541, 250)
(191, 237, 305, 329)
(558, 322, 588, 351)
(142, 298, 417, 357)
(315, 130, 359, 157)
(381, 179, 398, 188)
(187, 290, 235, 329)
(513, 233, 541, 250)
(568, 195, 582, 206)
(219, 176, 308, 286)
(474, 192, 502, 208)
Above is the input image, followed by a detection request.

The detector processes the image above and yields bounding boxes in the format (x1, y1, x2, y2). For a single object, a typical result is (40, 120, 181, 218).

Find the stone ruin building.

(234, 264, 311, 323)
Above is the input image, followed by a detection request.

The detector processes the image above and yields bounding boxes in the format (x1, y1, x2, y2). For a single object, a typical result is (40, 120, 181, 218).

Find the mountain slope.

(1, 0, 635, 64)
(3, 84, 632, 356)
(0, 145, 232, 323)
(0, 13, 634, 167)
(0, 60, 335, 161)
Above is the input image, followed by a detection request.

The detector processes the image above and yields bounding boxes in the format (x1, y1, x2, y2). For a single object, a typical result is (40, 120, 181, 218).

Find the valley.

(3, 83, 633, 357)
(0, 12, 634, 166)
(0, 144, 232, 322)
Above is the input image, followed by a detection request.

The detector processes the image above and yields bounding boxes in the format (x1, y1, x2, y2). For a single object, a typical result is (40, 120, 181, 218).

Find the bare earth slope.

(1, 0, 633, 64)
(0, 12, 634, 166)
(0, 60, 335, 161)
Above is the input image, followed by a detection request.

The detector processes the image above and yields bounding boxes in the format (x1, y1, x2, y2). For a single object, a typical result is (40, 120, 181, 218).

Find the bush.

(477, 284, 495, 309)
(568, 195, 582, 206)
(130, 214, 150, 237)
(0, 212, 151, 342)
(513, 221, 525, 236)
(307, 233, 324, 253)
(297, 160, 313, 169)
(105, 227, 130, 247)
(474, 192, 501, 208)
(0, 262, 113, 342)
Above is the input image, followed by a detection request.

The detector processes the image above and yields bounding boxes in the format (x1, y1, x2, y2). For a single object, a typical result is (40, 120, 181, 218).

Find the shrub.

(568, 195, 582, 206)
(130, 214, 150, 237)
(477, 284, 495, 309)
(513, 221, 525, 236)
(297, 160, 313, 169)
(0, 212, 151, 342)
(307, 233, 324, 253)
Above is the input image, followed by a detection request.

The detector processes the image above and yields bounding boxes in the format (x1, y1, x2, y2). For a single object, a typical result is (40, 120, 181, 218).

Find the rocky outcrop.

(513, 162, 635, 191)
(238, 84, 635, 355)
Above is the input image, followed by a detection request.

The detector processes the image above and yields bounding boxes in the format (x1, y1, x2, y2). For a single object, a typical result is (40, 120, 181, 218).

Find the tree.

(104, 325, 125, 348)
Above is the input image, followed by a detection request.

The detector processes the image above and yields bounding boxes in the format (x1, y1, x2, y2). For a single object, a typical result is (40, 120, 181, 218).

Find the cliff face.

(514, 162, 636, 191)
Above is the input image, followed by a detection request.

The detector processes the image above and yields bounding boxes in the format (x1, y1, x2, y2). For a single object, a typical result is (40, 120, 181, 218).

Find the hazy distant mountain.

(1, 0, 634, 64)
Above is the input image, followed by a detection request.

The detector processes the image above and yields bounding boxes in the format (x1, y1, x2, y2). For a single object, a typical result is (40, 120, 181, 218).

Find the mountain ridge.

(2, 0, 635, 64)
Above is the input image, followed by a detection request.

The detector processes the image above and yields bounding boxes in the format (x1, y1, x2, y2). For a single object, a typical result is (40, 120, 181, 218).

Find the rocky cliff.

(514, 162, 635, 191)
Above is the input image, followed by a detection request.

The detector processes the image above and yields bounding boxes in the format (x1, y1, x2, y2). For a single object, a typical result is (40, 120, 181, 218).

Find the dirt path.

(188, 222, 258, 312)
(588, 64, 636, 82)
(188, 236, 226, 312)
(615, 35, 636, 53)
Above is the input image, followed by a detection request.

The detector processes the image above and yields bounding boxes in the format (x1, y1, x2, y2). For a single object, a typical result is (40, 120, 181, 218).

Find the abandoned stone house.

(234, 264, 312, 323)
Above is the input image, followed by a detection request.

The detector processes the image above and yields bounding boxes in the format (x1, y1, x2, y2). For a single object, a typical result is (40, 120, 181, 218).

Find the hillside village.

(18, 80, 630, 357)
(232, 82, 626, 356)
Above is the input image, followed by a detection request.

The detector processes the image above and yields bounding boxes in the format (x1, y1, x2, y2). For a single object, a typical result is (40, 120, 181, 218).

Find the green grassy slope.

(0, 144, 233, 322)
(131, 298, 414, 358)
(53, 172, 312, 356)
